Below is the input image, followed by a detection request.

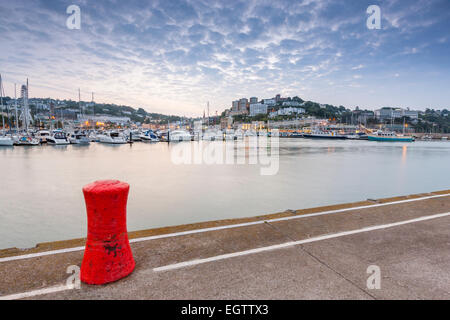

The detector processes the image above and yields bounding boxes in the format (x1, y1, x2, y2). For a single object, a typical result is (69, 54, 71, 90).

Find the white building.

(282, 101, 302, 107)
(269, 107, 305, 118)
(262, 99, 276, 106)
(232, 100, 239, 111)
(375, 107, 419, 120)
(238, 98, 248, 111)
(249, 103, 268, 116)
(78, 115, 131, 124)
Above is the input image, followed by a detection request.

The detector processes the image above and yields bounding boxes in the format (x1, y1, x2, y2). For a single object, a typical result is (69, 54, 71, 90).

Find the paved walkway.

(1, 190, 449, 299)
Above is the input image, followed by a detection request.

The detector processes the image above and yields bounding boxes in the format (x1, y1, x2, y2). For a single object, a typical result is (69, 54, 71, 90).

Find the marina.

(1, 0, 449, 305)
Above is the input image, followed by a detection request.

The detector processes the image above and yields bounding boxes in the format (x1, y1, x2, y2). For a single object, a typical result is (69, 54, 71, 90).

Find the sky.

(0, 0, 449, 116)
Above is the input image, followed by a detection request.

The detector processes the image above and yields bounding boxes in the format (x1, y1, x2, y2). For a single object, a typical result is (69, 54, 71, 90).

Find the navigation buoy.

(80, 180, 135, 285)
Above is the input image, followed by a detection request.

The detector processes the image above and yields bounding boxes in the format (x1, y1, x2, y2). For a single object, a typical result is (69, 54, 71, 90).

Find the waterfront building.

(269, 107, 305, 118)
(250, 103, 268, 116)
(220, 116, 233, 129)
(249, 97, 258, 104)
(282, 101, 302, 107)
(263, 99, 276, 106)
(238, 98, 248, 112)
(232, 100, 239, 111)
(78, 115, 131, 125)
(275, 94, 281, 102)
(375, 107, 419, 121)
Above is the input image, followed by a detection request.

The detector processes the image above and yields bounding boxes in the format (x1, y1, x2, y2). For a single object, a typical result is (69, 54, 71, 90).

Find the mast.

(92, 91, 95, 117)
(79, 88, 82, 120)
(207, 101, 210, 128)
(23, 78, 29, 132)
(0, 74, 4, 132)
(14, 83, 18, 131)
(91, 91, 94, 129)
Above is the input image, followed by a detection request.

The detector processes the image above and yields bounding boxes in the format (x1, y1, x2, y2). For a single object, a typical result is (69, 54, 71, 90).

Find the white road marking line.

(153, 211, 450, 272)
(0, 285, 73, 300)
(0, 246, 84, 263)
(1, 193, 449, 263)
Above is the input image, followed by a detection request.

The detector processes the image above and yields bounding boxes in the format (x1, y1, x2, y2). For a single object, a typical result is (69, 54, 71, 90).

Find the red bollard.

(80, 180, 135, 285)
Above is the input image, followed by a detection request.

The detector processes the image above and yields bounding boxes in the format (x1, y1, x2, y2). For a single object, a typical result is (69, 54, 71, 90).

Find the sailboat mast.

(14, 83, 18, 131)
(24, 78, 29, 132)
(79, 88, 82, 120)
(0, 74, 4, 132)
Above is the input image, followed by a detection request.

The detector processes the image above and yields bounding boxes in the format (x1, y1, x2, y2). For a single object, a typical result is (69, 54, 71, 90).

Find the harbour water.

(0, 139, 449, 249)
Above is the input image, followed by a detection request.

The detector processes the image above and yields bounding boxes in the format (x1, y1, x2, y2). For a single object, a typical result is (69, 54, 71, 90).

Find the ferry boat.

(345, 132, 368, 140)
(303, 129, 346, 139)
(288, 132, 303, 138)
(367, 130, 414, 142)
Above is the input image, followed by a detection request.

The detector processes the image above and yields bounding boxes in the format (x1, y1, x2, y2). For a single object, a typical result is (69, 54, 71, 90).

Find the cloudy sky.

(0, 0, 449, 116)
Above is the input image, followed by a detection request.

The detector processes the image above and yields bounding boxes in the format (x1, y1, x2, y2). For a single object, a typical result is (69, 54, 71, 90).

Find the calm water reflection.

(0, 139, 449, 249)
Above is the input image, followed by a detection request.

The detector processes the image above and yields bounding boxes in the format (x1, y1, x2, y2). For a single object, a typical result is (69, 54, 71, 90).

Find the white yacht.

(36, 130, 51, 143)
(233, 129, 244, 140)
(169, 130, 191, 142)
(88, 131, 100, 142)
(128, 130, 142, 142)
(223, 130, 235, 140)
(15, 134, 40, 146)
(244, 130, 257, 137)
(98, 131, 127, 144)
(202, 130, 223, 141)
(140, 130, 159, 142)
(69, 132, 90, 145)
(0, 135, 14, 146)
(47, 130, 70, 145)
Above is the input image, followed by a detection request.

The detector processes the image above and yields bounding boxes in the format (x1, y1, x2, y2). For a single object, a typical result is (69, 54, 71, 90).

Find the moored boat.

(367, 130, 414, 142)
(303, 129, 346, 139)
(0, 135, 14, 146)
(47, 130, 70, 145)
(98, 131, 127, 144)
(169, 130, 191, 142)
(69, 132, 90, 145)
(15, 135, 40, 146)
(140, 130, 159, 142)
(36, 130, 51, 143)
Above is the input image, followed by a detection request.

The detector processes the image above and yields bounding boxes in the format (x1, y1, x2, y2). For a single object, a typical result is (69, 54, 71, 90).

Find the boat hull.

(368, 135, 413, 142)
(0, 138, 14, 146)
(303, 134, 346, 139)
(47, 139, 70, 145)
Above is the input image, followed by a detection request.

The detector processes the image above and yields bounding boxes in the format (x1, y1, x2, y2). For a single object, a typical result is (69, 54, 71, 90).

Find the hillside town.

(0, 82, 449, 136)
(220, 94, 449, 134)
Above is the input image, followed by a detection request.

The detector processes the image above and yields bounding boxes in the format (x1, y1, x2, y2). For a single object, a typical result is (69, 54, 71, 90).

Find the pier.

(1, 189, 450, 300)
